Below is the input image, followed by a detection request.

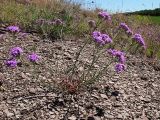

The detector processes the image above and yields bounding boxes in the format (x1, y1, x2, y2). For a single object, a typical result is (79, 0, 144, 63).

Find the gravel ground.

(0, 32, 160, 120)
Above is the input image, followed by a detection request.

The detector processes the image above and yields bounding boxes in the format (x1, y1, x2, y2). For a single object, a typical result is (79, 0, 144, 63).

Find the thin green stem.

(65, 38, 90, 75)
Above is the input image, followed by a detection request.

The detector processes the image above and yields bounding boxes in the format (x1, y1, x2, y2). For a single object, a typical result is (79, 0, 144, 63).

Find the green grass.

(148, 16, 160, 24)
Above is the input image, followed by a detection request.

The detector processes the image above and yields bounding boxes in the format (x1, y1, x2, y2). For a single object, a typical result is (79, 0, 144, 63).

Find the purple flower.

(101, 34, 112, 44)
(115, 63, 125, 73)
(120, 23, 133, 35)
(92, 31, 102, 42)
(7, 26, 20, 32)
(92, 31, 112, 45)
(28, 53, 39, 62)
(120, 23, 130, 31)
(10, 47, 23, 57)
(132, 34, 146, 47)
(92, 31, 101, 38)
(118, 55, 126, 63)
(107, 49, 124, 56)
(107, 49, 126, 63)
(5, 59, 17, 67)
(98, 11, 111, 20)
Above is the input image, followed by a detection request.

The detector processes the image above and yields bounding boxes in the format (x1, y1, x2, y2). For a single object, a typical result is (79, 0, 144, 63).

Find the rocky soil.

(0, 32, 160, 120)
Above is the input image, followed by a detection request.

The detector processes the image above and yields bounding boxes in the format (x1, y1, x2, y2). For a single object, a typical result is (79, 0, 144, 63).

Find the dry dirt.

(0, 32, 160, 120)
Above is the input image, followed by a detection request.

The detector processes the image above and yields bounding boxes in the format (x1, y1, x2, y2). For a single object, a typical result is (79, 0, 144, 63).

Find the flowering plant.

(6, 26, 20, 33)
(65, 11, 146, 89)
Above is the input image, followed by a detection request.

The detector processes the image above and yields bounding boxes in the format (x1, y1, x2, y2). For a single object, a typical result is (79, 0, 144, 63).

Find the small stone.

(28, 88, 36, 94)
(113, 103, 122, 107)
(117, 114, 123, 119)
(0, 111, 3, 116)
(133, 74, 138, 77)
(21, 72, 27, 79)
(49, 111, 54, 115)
(50, 115, 56, 118)
(93, 116, 101, 120)
(106, 114, 114, 119)
(91, 94, 99, 99)
(139, 96, 151, 103)
(100, 94, 108, 99)
(68, 115, 77, 120)
(4, 109, 14, 117)
(94, 64, 99, 68)
(64, 52, 72, 60)
(78, 66, 84, 71)
(37, 87, 44, 92)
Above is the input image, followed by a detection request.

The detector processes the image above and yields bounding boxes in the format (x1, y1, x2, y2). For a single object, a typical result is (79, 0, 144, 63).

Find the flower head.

(10, 47, 23, 57)
(115, 63, 125, 73)
(101, 34, 112, 44)
(107, 49, 124, 56)
(28, 53, 39, 62)
(132, 34, 146, 47)
(92, 31, 102, 43)
(98, 11, 111, 20)
(5, 59, 17, 68)
(92, 31, 112, 45)
(120, 23, 130, 31)
(7, 26, 20, 32)
(92, 31, 101, 38)
(107, 49, 126, 63)
(118, 54, 126, 63)
(120, 23, 133, 35)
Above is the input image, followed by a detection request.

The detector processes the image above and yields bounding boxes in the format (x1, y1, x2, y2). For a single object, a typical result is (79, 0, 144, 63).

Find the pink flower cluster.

(119, 23, 146, 48)
(92, 31, 112, 45)
(6, 26, 20, 33)
(5, 47, 39, 68)
(98, 11, 111, 21)
(107, 49, 126, 73)
(120, 23, 133, 36)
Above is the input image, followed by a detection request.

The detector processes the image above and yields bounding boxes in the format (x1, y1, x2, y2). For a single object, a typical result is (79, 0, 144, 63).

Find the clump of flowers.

(5, 59, 17, 68)
(4, 46, 40, 68)
(120, 23, 133, 35)
(115, 63, 125, 73)
(28, 53, 39, 63)
(6, 26, 20, 33)
(10, 47, 23, 57)
(98, 11, 111, 20)
(107, 49, 126, 73)
(107, 49, 126, 63)
(132, 34, 146, 48)
(92, 31, 112, 45)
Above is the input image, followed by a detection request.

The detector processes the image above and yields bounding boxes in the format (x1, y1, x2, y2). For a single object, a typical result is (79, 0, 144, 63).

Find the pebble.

(68, 115, 77, 120)
(4, 109, 14, 117)
(28, 88, 36, 94)
(100, 94, 108, 99)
